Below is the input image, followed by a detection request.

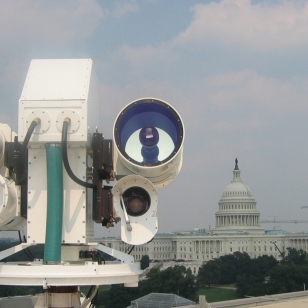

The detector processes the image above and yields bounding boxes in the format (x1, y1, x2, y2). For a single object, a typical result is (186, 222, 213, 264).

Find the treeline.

(197, 248, 308, 297)
(93, 251, 280, 307)
(94, 265, 198, 308)
(239, 248, 308, 296)
(198, 251, 278, 287)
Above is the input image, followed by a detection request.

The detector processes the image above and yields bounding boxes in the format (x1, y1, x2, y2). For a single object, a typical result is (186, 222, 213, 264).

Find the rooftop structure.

(127, 293, 196, 308)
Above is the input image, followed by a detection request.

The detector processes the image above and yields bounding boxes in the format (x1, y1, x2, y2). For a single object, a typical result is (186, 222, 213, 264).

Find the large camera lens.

(113, 98, 185, 189)
(114, 98, 183, 166)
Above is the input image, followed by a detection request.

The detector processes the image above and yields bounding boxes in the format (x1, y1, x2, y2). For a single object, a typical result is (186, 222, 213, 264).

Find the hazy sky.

(1, 0, 308, 238)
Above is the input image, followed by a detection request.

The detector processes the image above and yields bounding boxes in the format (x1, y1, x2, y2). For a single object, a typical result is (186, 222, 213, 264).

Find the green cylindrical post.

(44, 144, 63, 263)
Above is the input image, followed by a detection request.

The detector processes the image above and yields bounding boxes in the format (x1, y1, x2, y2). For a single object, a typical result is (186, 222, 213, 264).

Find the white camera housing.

(18, 59, 99, 244)
(0, 124, 13, 177)
(0, 175, 25, 230)
(0, 124, 25, 231)
(18, 59, 99, 147)
(112, 175, 158, 245)
(113, 98, 185, 189)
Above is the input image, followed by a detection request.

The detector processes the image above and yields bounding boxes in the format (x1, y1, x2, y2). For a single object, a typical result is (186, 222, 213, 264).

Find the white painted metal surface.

(0, 176, 19, 226)
(0, 242, 140, 287)
(112, 175, 158, 245)
(0, 124, 25, 230)
(0, 243, 32, 260)
(0, 59, 150, 301)
(0, 262, 142, 286)
(27, 147, 93, 244)
(94, 243, 134, 264)
(0, 123, 13, 174)
(18, 59, 99, 146)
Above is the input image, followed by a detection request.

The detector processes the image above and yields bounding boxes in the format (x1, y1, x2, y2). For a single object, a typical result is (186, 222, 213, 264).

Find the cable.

(80, 285, 99, 308)
(21, 119, 40, 156)
(16, 118, 40, 185)
(127, 245, 135, 255)
(91, 251, 105, 265)
(99, 252, 106, 265)
(61, 119, 96, 189)
(90, 290, 99, 308)
(85, 285, 95, 299)
(96, 252, 105, 265)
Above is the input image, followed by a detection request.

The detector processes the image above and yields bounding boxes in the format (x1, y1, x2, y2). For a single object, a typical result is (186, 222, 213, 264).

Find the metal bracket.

(0, 243, 34, 261)
(91, 243, 134, 264)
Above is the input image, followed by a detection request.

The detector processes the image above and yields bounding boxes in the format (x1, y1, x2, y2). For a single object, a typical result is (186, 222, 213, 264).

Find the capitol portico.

(99, 159, 308, 272)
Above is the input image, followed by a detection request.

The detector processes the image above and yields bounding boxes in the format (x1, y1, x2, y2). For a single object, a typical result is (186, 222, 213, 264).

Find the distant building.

(127, 293, 196, 308)
(99, 160, 308, 273)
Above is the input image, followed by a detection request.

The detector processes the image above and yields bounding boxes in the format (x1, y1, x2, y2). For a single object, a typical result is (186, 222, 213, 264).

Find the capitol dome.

(213, 159, 265, 235)
(221, 160, 254, 199)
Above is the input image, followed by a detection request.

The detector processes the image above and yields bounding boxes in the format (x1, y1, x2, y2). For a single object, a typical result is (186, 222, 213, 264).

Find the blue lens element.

(139, 127, 159, 165)
(139, 127, 159, 147)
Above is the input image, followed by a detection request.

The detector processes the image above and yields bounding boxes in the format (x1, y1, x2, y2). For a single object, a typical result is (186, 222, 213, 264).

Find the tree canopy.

(197, 260, 221, 288)
(140, 255, 150, 270)
(140, 265, 198, 300)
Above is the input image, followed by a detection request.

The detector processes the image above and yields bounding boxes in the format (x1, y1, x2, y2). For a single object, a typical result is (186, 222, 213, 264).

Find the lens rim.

(114, 98, 184, 167)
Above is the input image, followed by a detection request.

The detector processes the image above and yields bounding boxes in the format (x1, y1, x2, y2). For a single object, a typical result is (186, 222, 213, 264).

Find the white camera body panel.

(113, 144, 183, 189)
(0, 124, 14, 177)
(18, 59, 99, 147)
(26, 147, 93, 244)
(112, 175, 158, 245)
(0, 175, 25, 230)
(18, 59, 98, 243)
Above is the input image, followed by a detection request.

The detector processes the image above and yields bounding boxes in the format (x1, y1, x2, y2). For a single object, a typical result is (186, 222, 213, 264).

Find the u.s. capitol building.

(99, 160, 308, 272)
